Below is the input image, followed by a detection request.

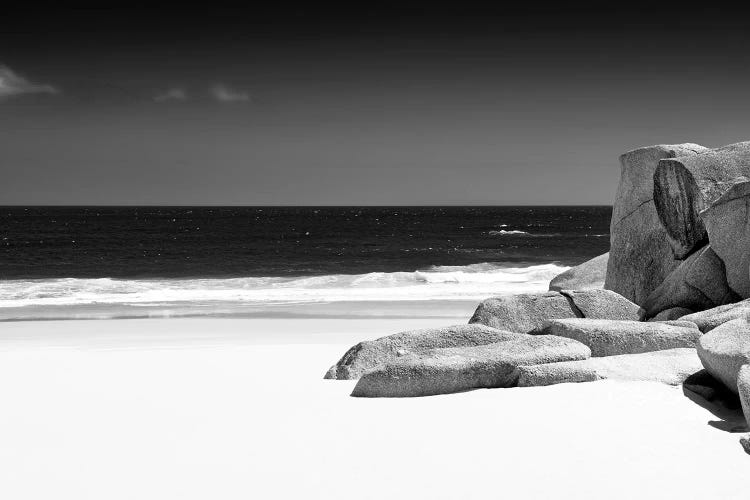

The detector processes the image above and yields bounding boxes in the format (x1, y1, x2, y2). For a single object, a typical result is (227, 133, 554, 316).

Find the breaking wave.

(0, 262, 569, 308)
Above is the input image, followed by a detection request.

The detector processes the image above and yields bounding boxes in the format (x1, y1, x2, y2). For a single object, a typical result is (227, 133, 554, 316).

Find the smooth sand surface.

(0, 318, 747, 499)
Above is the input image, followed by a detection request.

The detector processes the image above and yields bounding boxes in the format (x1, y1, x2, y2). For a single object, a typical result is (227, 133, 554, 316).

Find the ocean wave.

(0, 262, 569, 308)
(488, 230, 563, 237)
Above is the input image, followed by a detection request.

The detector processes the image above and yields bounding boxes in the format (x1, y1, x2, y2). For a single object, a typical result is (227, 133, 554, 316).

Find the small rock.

(649, 307, 694, 322)
(469, 292, 579, 333)
(681, 300, 750, 332)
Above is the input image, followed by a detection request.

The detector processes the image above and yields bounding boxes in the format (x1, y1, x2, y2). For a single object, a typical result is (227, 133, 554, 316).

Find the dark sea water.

(0, 206, 611, 319)
(0, 206, 610, 279)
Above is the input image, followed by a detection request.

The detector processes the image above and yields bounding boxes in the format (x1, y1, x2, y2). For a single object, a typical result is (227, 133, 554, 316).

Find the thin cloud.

(153, 88, 188, 102)
(0, 65, 59, 99)
(210, 84, 250, 103)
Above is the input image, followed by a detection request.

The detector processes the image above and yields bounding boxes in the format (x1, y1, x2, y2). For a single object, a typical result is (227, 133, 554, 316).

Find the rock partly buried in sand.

(533, 318, 700, 357)
(469, 292, 579, 333)
(649, 307, 694, 322)
(701, 179, 750, 298)
(549, 253, 608, 292)
(680, 300, 750, 332)
(654, 141, 750, 258)
(560, 289, 640, 321)
(606, 144, 707, 305)
(641, 245, 738, 320)
(324, 324, 517, 380)
(516, 348, 702, 387)
(741, 436, 750, 455)
(350, 335, 591, 397)
(739, 365, 750, 428)
(469, 289, 639, 333)
(696, 318, 750, 393)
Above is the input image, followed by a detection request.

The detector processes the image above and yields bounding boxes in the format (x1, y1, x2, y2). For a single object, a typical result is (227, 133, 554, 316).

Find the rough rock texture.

(469, 290, 639, 333)
(654, 141, 750, 258)
(350, 335, 591, 397)
(605, 144, 708, 306)
(741, 436, 750, 455)
(549, 253, 608, 292)
(516, 348, 702, 387)
(560, 289, 640, 321)
(680, 300, 750, 332)
(696, 318, 750, 393)
(701, 179, 750, 298)
(469, 292, 579, 333)
(533, 318, 700, 357)
(641, 245, 738, 319)
(739, 365, 750, 428)
(649, 307, 694, 322)
(324, 324, 518, 380)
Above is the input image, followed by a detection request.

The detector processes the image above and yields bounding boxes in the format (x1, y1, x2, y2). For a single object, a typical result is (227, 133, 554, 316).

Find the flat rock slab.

(696, 318, 750, 393)
(739, 365, 750, 428)
(351, 335, 591, 398)
(469, 292, 579, 333)
(549, 253, 608, 292)
(534, 318, 700, 357)
(681, 300, 750, 332)
(516, 348, 702, 387)
(324, 324, 518, 380)
(469, 289, 639, 333)
(560, 289, 640, 321)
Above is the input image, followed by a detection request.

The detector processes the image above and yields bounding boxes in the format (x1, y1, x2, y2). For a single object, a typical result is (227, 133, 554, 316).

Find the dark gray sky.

(2, 6, 750, 205)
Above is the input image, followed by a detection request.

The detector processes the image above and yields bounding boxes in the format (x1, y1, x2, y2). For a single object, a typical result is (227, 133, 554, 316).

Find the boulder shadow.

(682, 369, 748, 433)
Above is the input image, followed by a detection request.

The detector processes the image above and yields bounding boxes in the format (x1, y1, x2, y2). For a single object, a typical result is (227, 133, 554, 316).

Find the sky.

(2, 5, 750, 205)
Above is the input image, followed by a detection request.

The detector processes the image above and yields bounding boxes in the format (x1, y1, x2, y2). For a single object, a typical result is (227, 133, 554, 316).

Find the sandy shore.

(0, 317, 746, 499)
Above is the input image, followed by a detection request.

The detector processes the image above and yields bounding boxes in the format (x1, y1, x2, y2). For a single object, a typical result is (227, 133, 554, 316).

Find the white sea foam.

(488, 230, 530, 236)
(0, 262, 569, 308)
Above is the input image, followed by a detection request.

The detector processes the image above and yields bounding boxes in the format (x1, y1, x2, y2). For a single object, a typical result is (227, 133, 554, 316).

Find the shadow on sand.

(682, 369, 748, 433)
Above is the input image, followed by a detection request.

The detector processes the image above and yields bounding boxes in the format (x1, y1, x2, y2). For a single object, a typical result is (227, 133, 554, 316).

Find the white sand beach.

(0, 317, 746, 500)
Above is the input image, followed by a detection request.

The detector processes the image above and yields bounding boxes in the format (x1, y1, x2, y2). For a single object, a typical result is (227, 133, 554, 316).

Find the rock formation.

(696, 318, 750, 393)
(739, 365, 750, 428)
(701, 179, 750, 298)
(549, 252, 608, 291)
(641, 245, 738, 319)
(653, 141, 750, 258)
(606, 144, 707, 305)
(516, 348, 701, 387)
(325, 324, 517, 380)
(532, 318, 700, 356)
(469, 289, 638, 333)
(350, 335, 591, 397)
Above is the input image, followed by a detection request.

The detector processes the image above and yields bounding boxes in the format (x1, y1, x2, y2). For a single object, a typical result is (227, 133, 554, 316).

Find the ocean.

(0, 206, 611, 320)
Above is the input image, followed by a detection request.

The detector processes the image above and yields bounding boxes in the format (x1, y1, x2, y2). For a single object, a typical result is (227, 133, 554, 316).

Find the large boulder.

(701, 179, 750, 298)
(739, 365, 750, 428)
(469, 292, 579, 332)
(516, 348, 702, 387)
(324, 324, 517, 380)
(469, 290, 639, 333)
(654, 141, 750, 258)
(350, 335, 591, 397)
(641, 245, 738, 319)
(549, 253, 608, 291)
(696, 318, 750, 393)
(533, 318, 700, 357)
(606, 144, 708, 305)
(680, 300, 750, 332)
(560, 289, 640, 321)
